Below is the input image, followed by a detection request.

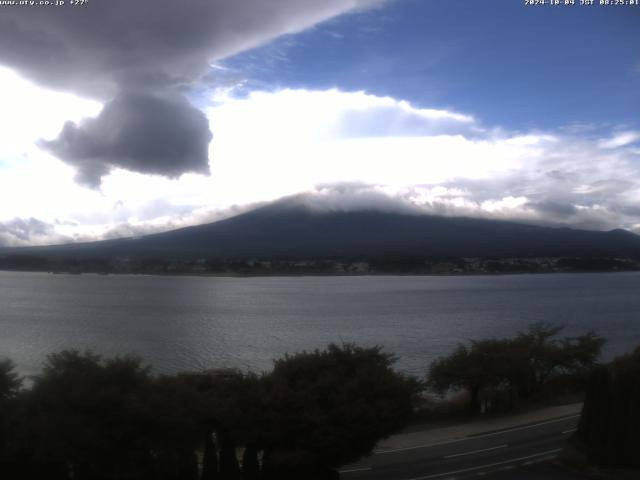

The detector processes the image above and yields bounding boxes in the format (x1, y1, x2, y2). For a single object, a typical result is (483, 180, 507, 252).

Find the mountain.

(2, 201, 640, 261)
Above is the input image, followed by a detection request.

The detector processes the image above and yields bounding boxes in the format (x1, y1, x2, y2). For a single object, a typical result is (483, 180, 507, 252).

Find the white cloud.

(0, 66, 101, 162)
(1, 81, 640, 245)
(206, 88, 533, 193)
(598, 131, 640, 149)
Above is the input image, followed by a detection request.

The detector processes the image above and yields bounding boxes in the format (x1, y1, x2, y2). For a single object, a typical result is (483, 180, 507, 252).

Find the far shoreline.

(2, 267, 640, 280)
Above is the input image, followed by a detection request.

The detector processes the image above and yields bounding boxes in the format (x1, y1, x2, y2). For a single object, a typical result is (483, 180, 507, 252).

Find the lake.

(1, 271, 639, 378)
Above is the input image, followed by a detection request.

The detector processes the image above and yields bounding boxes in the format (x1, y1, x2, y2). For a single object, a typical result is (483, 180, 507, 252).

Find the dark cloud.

(40, 91, 212, 187)
(0, 0, 381, 184)
(0, 0, 381, 96)
(526, 201, 578, 218)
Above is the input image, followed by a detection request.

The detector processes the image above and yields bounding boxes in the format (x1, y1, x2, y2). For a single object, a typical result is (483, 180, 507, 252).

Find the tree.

(427, 324, 605, 415)
(146, 373, 208, 457)
(178, 450, 199, 480)
(427, 340, 511, 415)
(509, 323, 604, 398)
(218, 437, 241, 480)
(508, 323, 566, 397)
(23, 350, 155, 479)
(0, 359, 21, 401)
(241, 445, 260, 480)
(577, 346, 640, 468)
(0, 359, 24, 477)
(167, 369, 263, 445)
(201, 432, 219, 479)
(260, 344, 420, 478)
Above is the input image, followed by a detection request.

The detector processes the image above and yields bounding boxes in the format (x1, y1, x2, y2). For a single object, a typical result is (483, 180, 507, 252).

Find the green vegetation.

(0, 345, 418, 480)
(426, 323, 604, 415)
(259, 345, 419, 477)
(0, 325, 608, 479)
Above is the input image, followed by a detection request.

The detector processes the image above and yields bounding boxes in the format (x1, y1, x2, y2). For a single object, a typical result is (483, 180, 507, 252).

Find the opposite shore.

(1, 254, 640, 277)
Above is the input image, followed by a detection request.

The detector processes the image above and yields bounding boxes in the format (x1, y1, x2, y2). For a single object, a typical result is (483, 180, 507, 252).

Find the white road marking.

(443, 444, 508, 459)
(376, 414, 580, 454)
(561, 428, 577, 434)
(408, 448, 563, 480)
(339, 466, 373, 474)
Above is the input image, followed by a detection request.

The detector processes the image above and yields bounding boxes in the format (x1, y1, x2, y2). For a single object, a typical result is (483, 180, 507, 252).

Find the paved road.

(340, 414, 583, 480)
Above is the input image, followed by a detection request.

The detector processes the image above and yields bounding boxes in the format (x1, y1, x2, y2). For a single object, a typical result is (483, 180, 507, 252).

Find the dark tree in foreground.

(508, 324, 604, 398)
(427, 340, 509, 415)
(427, 323, 604, 415)
(260, 343, 420, 478)
(577, 346, 640, 468)
(0, 359, 22, 476)
(21, 351, 156, 480)
(0, 345, 420, 480)
(201, 432, 219, 479)
(0, 359, 21, 401)
(241, 445, 260, 480)
(218, 436, 241, 480)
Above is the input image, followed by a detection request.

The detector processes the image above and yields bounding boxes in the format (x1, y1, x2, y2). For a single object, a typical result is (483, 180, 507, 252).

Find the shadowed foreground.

(0, 345, 418, 480)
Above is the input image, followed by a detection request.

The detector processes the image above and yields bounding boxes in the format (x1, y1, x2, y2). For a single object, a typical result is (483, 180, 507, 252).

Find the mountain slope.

(3, 202, 640, 260)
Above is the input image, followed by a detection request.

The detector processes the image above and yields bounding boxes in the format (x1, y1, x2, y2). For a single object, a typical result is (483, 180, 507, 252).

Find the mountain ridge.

(2, 200, 640, 262)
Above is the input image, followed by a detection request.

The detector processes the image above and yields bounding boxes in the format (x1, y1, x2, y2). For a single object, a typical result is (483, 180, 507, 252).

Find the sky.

(0, 0, 638, 246)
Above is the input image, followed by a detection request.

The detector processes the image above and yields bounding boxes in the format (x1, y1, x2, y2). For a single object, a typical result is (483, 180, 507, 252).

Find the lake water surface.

(1, 271, 639, 378)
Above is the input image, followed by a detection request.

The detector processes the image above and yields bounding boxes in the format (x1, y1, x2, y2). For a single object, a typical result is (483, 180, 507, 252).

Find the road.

(339, 414, 585, 480)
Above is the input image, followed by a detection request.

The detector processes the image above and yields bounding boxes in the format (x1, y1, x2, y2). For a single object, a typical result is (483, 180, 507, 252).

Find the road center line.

(408, 448, 563, 480)
(376, 414, 580, 454)
(443, 444, 508, 459)
(339, 467, 373, 474)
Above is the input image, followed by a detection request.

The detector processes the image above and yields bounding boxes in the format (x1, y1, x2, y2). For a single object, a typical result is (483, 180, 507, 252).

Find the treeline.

(0, 325, 610, 479)
(0, 345, 418, 480)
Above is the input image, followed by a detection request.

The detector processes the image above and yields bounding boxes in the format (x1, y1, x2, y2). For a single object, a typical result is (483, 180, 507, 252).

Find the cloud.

(40, 91, 212, 187)
(290, 182, 421, 214)
(2, 84, 640, 245)
(0, 0, 382, 96)
(573, 179, 634, 196)
(0, 218, 69, 247)
(0, 0, 382, 184)
(331, 101, 477, 138)
(598, 131, 640, 149)
(525, 200, 578, 218)
(295, 176, 638, 234)
(200, 87, 640, 233)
